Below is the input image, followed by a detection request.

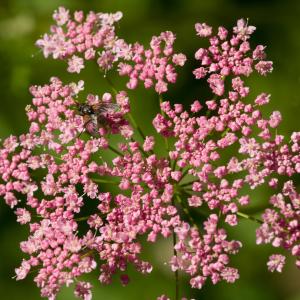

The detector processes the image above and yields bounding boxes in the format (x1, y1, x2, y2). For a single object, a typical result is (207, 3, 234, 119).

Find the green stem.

(206, 109, 211, 117)
(80, 249, 95, 259)
(183, 188, 198, 194)
(50, 154, 64, 162)
(164, 138, 170, 155)
(239, 204, 270, 215)
(236, 211, 263, 224)
(90, 178, 119, 185)
(180, 168, 191, 180)
(75, 216, 90, 222)
(33, 215, 43, 219)
(128, 112, 147, 141)
(105, 75, 118, 96)
(179, 179, 198, 188)
(175, 194, 199, 229)
(221, 128, 230, 138)
(108, 145, 123, 156)
(172, 157, 178, 171)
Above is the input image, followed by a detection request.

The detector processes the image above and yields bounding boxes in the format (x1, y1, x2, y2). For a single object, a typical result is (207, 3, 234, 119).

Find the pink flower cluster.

(193, 19, 273, 96)
(36, 7, 186, 94)
(151, 80, 296, 227)
(1, 8, 300, 300)
(36, 7, 130, 72)
(117, 32, 186, 93)
(257, 179, 300, 271)
(0, 78, 138, 299)
(171, 216, 241, 289)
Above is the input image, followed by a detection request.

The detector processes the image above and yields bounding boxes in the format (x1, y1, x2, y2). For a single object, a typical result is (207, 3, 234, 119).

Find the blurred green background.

(1, 0, 300, 299)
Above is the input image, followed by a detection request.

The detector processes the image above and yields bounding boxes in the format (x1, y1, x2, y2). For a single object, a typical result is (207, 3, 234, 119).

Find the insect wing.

(94, 103, 120, 125)
(94, 103, 119, 114)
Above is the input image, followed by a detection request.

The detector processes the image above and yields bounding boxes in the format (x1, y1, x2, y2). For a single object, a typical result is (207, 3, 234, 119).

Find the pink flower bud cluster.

(0, 78, 138, 299)
(36, 7, 130, 73)
(1, 7, 300, 300)
(25, 77, 131, 146)
(171, 216, 241, 288)
(36, 7, 186, 94)
(152, 90, 289, 226)
(117, 31, 186, 93)
(256, 179, 300, 271)
(193, 19, 273, 96)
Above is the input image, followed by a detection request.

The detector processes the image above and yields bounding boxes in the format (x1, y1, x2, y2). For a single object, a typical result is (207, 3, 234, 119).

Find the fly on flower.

(76, 101, 120, 136)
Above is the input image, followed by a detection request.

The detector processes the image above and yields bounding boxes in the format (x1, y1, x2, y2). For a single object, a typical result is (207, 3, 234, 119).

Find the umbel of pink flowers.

(0, 6, 299, 300)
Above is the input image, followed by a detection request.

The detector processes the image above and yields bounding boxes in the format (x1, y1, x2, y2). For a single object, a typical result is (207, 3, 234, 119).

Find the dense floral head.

(1, 7, 300, 300)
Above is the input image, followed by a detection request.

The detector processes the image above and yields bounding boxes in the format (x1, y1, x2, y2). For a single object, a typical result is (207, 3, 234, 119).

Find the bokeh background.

(0, 0, 300, 299)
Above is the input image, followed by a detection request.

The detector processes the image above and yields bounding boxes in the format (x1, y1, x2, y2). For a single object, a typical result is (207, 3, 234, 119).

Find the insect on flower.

(75, 100, 120, 136)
